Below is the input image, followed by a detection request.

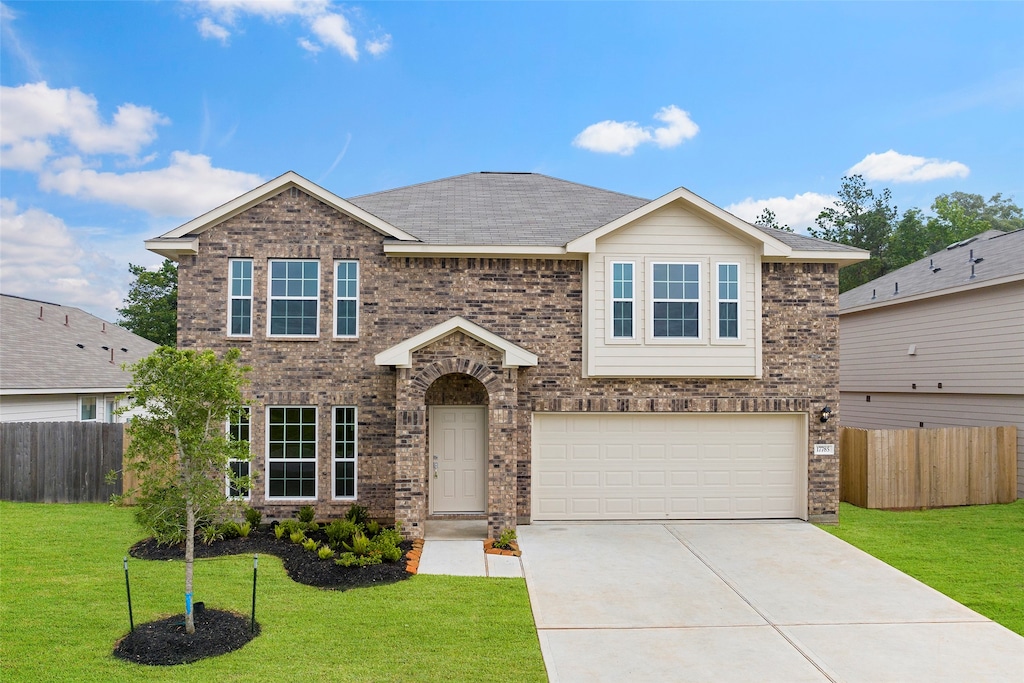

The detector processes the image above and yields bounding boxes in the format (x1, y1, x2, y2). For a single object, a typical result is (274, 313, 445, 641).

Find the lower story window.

(227, 407, 251, 499)
(80, 396, 97, 421)
(333, 406, 357, 498)
(267, 406, 317, 499)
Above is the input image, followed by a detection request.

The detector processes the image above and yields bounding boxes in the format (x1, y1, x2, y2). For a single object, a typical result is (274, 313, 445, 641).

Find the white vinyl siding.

(227, 407, 251, 499)
(717, 263, 740, 339)
(228, 259, 253, 337)
(333, 406, 357, 499)
(334, 261, 359, 338)
(266, 406, 317, 499)
(609, 261, 635, 340)
(532, 413, 806, 520)
(0, 395, 79, 422)
(586, 203, 761, 377)
(268, 260, 320, 337)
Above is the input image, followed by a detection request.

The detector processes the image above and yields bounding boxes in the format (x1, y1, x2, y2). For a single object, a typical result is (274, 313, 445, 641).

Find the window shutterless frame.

(609, 260, 636, 340)
(334, 260, 359, 338)
(332, 406, 357, 499)
(265, 406, 318, 500)
(650, 261, 701, 340)
(79, 395, 97, 421)
(226, 406, 251, 499)
(228, 259, 253, 337)
(267, 260, 320, 338)
(716, 262, 740, 340)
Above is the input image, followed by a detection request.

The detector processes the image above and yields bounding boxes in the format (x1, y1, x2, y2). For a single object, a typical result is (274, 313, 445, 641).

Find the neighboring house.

(838, 229, 1024, 498)
(0, 294, 159, 422)
(146, 171, 867, 538)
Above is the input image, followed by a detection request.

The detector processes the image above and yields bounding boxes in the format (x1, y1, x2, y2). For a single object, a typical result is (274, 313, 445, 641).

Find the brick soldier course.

(161, 173, 865, 539)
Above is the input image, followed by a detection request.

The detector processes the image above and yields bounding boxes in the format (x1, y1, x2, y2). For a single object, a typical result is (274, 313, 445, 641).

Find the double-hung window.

(333, 407, 357, 498)
(80, 396, 97, 421)
(717, 263, 740, 339)
(267, 407, 317, 499)
(610, 261, 635, 339)
(226, 407, 251, 499)
(651, 262, 700, 339)
(269, 260, 319, 337)
(228, 259, 253, 336)
(334, 261, 359, 338)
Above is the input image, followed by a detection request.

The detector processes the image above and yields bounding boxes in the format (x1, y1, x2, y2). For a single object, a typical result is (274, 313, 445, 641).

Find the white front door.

(430, 406, 487, 513)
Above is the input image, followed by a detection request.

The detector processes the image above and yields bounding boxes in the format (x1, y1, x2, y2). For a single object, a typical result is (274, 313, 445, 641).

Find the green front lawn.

(822, 500, 1024, 635)
(0, 502, 547, 682)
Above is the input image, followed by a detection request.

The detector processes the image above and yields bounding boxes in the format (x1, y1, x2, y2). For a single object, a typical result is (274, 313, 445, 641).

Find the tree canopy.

(117, 259, 178, 346)
(119, 347, 250, 634)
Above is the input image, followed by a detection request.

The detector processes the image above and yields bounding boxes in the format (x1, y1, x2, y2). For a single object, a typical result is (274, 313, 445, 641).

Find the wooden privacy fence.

(0, 421, 127, 503)
(840, 425, 1017, 509)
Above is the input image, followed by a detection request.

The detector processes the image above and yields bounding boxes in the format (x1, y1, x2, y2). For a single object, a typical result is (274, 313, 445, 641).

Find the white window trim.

(715, 262, 742, 342)
(331, 406, 358, 500)
(226, 406, 251, 500)
(79, 395, 98, 422)
(333, 260, 359, 339)
(608, 260, 637, 342)
(648, 261, 702, 343)
(265, 405, 318, 501)
(267, 259, 321, 338)
(228, 258, 253, 338)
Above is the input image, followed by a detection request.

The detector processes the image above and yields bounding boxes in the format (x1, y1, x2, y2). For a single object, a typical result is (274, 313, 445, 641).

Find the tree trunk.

(184, 501, 195, 634)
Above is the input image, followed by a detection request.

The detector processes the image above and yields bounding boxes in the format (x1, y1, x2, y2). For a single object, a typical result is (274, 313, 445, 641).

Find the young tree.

(117, 259, 178, 346)
(120, 347, 250, 634)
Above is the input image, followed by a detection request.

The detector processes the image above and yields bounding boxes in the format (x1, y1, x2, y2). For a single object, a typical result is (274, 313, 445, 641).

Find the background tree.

(119, 347, 250, 634)
(117, 259, 178, 346)
(753, 207, 794, 232)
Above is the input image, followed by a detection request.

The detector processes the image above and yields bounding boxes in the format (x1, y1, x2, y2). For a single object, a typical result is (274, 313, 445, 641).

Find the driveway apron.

(518, 522, 1024, 683)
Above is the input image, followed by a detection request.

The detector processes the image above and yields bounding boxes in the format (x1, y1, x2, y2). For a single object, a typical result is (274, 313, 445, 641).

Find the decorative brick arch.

(409, 358, 506, 404)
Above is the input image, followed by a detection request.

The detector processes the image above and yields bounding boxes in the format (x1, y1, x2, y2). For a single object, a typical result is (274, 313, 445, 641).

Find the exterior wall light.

(819, 406, 833, 423)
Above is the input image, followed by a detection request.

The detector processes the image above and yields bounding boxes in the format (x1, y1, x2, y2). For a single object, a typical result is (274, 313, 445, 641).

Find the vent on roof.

(946, 236, 979, 250)
(929, 259, 941, 273)
(121, 347, 128, 352)
(76, 343, 84, 349)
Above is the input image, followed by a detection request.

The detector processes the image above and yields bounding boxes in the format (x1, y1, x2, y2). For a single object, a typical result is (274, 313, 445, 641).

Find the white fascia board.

(764, 249, 871, 266)
(839, 273, 1023, 315)
(383, 243, 571, 258)
(1, 387, 129, 396)
(154, 171, 420, 243)
(375, 316, 538, 369)
(145, 237, 199, 260)
(566, 187, 793, 257)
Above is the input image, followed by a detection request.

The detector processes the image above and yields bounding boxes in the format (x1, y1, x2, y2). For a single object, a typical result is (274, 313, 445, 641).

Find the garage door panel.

(532, 413, 805, 521)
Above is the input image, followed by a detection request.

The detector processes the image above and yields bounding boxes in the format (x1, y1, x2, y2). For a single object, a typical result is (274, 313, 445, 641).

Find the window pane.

(720, 302, 738, 338)
(81, 397, 97, 420)
(231, 299, 251, 335)
(613, 301, 633, 338)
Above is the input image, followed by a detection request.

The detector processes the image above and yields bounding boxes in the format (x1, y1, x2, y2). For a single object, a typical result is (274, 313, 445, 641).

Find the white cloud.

(365, 34, 392, 57)
(725, 192, 838, 232)
(1, 3, 44, 81)
(848, 150, 970, 183)
(573, 105, 699, 155)
(0, 82, 168, 167)
(0, 199, 126, 319)
(38, 151, 265, 218)
(190, 0, 371, 60)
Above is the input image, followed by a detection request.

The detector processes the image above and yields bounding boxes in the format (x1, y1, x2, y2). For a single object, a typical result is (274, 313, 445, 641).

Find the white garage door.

(532, 413, 806, 521)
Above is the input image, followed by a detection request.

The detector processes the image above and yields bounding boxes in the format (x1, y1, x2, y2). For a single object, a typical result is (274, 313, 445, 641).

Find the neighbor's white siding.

(0, 394, 79, 422)
(587, 203, 761, 377)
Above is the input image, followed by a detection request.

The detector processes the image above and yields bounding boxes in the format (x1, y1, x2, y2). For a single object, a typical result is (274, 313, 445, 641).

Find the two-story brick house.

(147, 171, 867, 538)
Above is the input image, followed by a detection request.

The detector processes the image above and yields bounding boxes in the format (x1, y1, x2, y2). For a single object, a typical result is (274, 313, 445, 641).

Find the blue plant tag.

(185, 591, 192, 615)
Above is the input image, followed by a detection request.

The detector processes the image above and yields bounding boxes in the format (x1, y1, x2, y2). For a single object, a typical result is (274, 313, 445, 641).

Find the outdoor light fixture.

(819, 406, 833, 423)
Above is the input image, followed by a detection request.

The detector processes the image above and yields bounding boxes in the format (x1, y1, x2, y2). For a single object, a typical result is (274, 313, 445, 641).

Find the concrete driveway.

(518, 522, 1024, 683)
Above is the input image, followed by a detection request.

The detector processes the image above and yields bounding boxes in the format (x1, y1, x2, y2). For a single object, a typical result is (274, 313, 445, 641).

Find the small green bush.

(297, 505, 316, 524)
(335, 552, 382, 567)
(318, 545, 335, 560)
(238, 521, 252, 538)
(201, 524, 224, 545)
(374, 524, 403, 549)
(301, 537, 319, 552)
(366, 519, 381, 537)
(289, 530, 306, 544)
(345, 504, 369, 527)
(325, 518, 360, 548)
(278, 519, 302, 535)
(342, 530, 372, 556)
(219, 521, 241, 539)
(273, 523, 286, 540)
(494, 528, 517, 550)
(244, 507, 262, 528)
(303, 521, 320, 533)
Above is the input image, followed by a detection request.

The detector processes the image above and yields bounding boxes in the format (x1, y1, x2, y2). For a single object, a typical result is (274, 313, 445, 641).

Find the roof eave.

(840, 272, 1024, 314)
(145, 237, 199, 260)
(764, 249, 871, 266)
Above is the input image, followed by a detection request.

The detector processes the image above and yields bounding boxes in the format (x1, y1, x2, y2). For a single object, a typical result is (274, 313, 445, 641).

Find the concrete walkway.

(416, 519, 523, 578)
(518, 522, 1024, 683)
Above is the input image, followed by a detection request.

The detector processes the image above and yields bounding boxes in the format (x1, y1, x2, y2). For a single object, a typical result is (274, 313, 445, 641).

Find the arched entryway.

(425, 374, 489, 515)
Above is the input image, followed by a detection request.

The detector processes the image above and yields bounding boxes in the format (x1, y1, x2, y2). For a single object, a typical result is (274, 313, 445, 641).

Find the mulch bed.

(113, 607, 257, 666)
(129, 525, 413, 590)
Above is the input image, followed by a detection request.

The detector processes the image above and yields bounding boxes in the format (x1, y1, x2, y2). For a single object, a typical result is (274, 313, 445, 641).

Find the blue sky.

(2, 1, 1022, 322)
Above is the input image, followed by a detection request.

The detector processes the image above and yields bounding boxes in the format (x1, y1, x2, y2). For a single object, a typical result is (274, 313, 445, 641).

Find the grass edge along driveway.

(821, 500, 1024, 636)
(0, 502, 547, 683)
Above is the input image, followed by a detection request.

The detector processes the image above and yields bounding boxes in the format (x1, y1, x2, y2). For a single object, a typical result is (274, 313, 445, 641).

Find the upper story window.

(268, 260, 319, 337)
(717, 263, 740, 339)
(226, 406, 251, 499)
(229, 259, 253, 337)
(610, 261, 635, 339)
(334, 261, 359, 338)
(651, 262, 700, 339)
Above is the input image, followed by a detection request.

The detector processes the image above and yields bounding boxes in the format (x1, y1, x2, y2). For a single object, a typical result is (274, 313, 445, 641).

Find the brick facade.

(178, 188, 841, 537)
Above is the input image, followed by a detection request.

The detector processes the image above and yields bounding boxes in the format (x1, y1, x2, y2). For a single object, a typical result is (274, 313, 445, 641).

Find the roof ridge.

(1, 292, 64, 307)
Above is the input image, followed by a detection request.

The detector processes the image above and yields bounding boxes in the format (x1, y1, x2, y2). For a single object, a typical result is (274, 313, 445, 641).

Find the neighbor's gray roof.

(839, 229, 1024, 311)
(0, 294, 158, 393)
(348, 172, 861, 253)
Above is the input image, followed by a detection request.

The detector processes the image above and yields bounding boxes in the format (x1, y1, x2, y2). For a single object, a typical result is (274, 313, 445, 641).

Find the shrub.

(493, 528, 517, 550)
(278, 519, 302, 535)
(374, 524, 403, 549)
(289, 530, 306, 544)
(297, 505, 316, 524)
(372, 538, 402, 563)
(301, 537, 319, 552)
(366, 519, 381, 537)
(345, 504, 369, 527)
(274, 524, 286, 540)
(244, 507, 262, 528)
(318, 545, 335, 560)
(335, 552, 382, 567)
(201, 524, 224, 545)
(304, 521, 320, 533)
(219, 521, 241, 539)
(325, 519, 360, 548)
(342, 530, 373, 556)
(238, 521, 252, 538)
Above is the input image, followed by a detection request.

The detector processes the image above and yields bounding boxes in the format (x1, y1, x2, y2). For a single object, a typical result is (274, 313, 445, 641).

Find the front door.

(429, 406, 487, 513)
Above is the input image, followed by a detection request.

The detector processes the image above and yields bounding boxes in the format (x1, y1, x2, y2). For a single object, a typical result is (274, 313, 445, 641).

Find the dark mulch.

(113, 607, 258, 666)
(129, 526, 413, 591)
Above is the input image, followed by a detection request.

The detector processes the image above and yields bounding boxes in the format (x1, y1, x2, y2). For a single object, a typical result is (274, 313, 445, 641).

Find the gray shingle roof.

(839, 229, 1024, 311)
(348, 172, 862, 253)
(0, 294, 158, 392)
